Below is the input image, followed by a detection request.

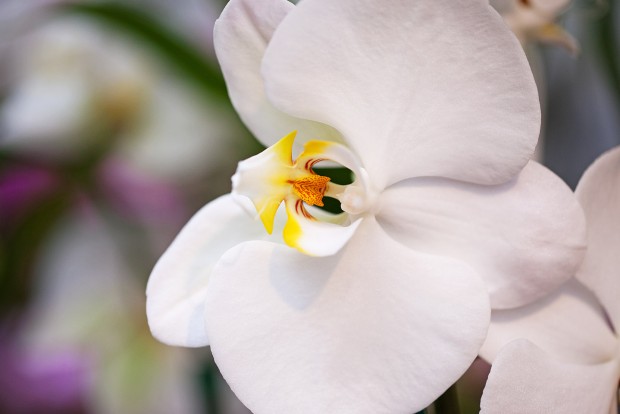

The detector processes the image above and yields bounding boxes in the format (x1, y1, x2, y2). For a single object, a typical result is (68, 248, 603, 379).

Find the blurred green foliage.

(595, 0, 620, 100)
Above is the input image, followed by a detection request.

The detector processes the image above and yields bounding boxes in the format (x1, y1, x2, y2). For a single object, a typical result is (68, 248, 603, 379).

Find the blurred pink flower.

(98, 159, 187, 225)
(0, 166, 58, 226)
(23, 209, 206, 414)
(0, 325, 90, 414)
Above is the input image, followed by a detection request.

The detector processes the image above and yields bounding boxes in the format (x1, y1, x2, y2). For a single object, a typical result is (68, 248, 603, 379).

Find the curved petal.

(480, 340, 619, 414)
(377, 161, 587, 309)
(146, 194, 280, 347)
(480, 279, 617, 365)
(204, 218, 490, 414)
(262, 0, 540, 189)
(214, 0, 342, 150)
(575, 146, 620, 330)
(282, 198, 362, 256)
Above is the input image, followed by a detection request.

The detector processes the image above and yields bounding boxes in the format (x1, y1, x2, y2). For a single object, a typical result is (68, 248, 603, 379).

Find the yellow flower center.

(290, 175, 331, 207)
(232, 131, 340, 235)
(232, 130, 368, 255)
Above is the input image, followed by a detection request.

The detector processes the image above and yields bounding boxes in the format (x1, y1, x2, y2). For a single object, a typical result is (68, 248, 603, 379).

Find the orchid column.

(146, 0, 587, 412)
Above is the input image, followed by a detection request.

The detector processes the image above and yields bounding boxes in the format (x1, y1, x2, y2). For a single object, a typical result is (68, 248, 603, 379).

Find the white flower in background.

(489, 0, 578, 163)
(23, 210, 205, 414)
(491, 0, 578, 53)
(146, 0, 587, 412)
(0, 15, 241, 183)
(479, 146, 620, 414)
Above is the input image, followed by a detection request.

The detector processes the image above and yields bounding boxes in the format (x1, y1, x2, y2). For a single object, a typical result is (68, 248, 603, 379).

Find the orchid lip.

(289, 174, 330, 207)
(231, 131, 369, 256)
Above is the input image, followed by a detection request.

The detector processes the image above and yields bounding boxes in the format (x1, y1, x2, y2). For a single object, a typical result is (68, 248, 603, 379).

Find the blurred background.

(0, 0, 617, 413)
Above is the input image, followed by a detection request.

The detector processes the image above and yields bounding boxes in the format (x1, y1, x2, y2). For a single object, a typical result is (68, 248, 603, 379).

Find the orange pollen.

(291, 175, 330, 206)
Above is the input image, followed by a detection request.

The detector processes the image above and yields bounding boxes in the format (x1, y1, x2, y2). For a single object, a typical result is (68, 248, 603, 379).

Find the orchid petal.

(480, 279, 617, 365)
(480, 340, 619, 414)
(214, 0, 342, 151)
(232, 131, 298, 234)
(575, 146, 620, 329)
(204, 218, 490, 413)
(282, 198, 362, 257)
(377, 161, 586, 309)
(146, 194, 280, 347)
(262, 0, 540, 189)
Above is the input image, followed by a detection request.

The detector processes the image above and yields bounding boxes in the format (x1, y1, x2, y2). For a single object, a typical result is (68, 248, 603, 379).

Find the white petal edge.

(262, 0, 540, 189)
(480, 278, 617, 365)
(214, 0, 342, 151)
(146, 194, 279, 347)
(377, 161, 586, 309)
(282, 199, 362, 257)
(204, 217, 490, 414)
(575, 146, 620, 330)
(480, 339, 619, 414)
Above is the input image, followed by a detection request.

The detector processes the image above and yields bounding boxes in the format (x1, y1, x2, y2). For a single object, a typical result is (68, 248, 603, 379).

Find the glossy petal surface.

(378, 162, 586, 309)
(214, 0, 341, 150)
(575, 147, 620, 329)
(480, 279, 617, 364)
(262, 0, 540, 189)
(282, 199, 362, 257)
(481, 340, 619, 414)
(146, 195, 279, 347)
(205, 218, 490, 413)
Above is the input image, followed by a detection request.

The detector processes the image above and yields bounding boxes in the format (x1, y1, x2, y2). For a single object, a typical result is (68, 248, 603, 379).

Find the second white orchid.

(480, 147, 620, 414)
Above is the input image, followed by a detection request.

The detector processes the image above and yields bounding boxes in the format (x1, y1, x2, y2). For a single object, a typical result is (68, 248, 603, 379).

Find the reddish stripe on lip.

(294, 199, 313, 219)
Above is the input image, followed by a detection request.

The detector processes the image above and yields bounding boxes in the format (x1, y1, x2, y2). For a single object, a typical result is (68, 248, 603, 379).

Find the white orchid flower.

(479, 146, 620, 414)
(0, 16, 240, 183)
(147, 0, 587, 412)
(490, 0, 578, 53)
